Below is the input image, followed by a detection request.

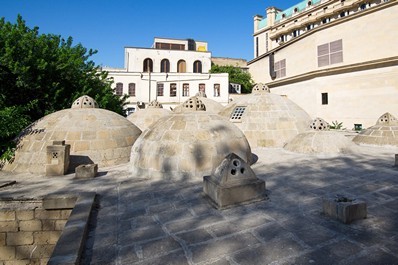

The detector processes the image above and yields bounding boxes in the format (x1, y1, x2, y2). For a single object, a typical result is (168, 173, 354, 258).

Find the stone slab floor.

(1, 145, 398, 264)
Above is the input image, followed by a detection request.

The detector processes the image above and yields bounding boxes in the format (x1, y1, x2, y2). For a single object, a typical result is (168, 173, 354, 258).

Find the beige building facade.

(104, 37, 229, 113)
(249, 0, 398, 129)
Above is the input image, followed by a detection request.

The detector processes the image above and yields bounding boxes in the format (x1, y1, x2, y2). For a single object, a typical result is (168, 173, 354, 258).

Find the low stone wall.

(0, 200, 72, 264)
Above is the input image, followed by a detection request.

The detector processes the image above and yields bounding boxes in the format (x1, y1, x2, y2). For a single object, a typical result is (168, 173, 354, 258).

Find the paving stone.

(175, 228, 214, 245)
(189, 233, 260, 264)
(253, 222, 291, 242)
(292, 225, 335, 247)
(232, 234, 306, 265)
(346, 247, 398, 265)
(165, 213, 225, 233)
(140, 236, 182, 259)
(156, 208, 194, 223)
(119, 225, 166, 244)
(118, 244, 140, 264)
(135, 250, 189, 265)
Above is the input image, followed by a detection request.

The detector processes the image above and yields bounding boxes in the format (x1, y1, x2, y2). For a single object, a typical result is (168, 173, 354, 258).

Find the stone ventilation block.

(148, 100, 163, 108)
(309, 117, 330, 131)
(45, 140, 71, 176)
(322, 195, 367, 224)
(182, 96, 206, 112)
(252, 83, 270, 94)
(203, 153, 266, 209)
(71, 95, 99, 109)
(376, 112, 398, 126)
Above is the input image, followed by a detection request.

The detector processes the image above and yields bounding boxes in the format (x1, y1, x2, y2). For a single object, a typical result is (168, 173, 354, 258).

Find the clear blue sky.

(2, 0, 298, 68)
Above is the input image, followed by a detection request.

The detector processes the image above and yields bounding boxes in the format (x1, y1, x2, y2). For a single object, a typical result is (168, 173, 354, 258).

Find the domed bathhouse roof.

(129, 96, 252, 182)
(173, 96, 225, 114)
(284, 118, 359, 154)
(127, 100, 172, 131)
(3, 95, 142, 174)
(353, 112, 398, 147)
(219, 83, 312, 148)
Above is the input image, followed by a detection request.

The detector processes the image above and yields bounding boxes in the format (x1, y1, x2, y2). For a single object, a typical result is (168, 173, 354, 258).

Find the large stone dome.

(127, 100, 172, 131)
(219, 84, 312, 148)
(3, 95, 142, 174)
(129, 97, 252, 182)
(353, 112, 398, 147)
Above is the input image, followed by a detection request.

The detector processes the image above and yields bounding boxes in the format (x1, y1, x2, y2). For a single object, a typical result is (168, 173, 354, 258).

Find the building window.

(294, 7, 298, 13)
(128, 83, 136, 96)
(160, 59, 170, 73)
(307, 24, 314, 31)
(322, 17, 330, 24)
(360, 3, 367, 10)
(274, 59, 286, 78)
(282, 14, 286, 19)
(143, 58, 153, 72)
(308, 1, 312, 6)
(115, 83, 123, 96)
(230, 106, 246, 122)
(256, 37, 259, 57)
(170, 83, 177, 97)
(317, 39, 343, 67)
(265, 33, 268, 52)
(214, 84, 220, 97)
(293, 30, 300, 37)
(177, 60, 186, 73)
(193, 61, 202, 73)
(157, 83, 164, 96)
(182, 83, 189, 97)
(199, 83, 206, 93)
(321, 93, 328, 105)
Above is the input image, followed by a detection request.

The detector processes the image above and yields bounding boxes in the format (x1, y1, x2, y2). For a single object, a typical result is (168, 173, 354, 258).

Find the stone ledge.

(47, 192, 96, 265)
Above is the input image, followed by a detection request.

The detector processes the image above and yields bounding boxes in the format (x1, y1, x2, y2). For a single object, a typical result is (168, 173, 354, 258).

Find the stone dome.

(71, 95, 99, 109)
(219, 88, 312, 148)
(173, 96, 225, 114)
(127, 100, 172, 131)
(284, 118, 358, 154)
(353, 112, 398, 147)
(129, 104, 252, 182)
(3, 96, 142, 174)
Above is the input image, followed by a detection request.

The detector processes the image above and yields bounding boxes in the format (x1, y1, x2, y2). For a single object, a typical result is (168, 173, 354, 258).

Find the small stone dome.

(3, 105, 142, 174)
(179, 96, 206, 112)
(309, 118, 330, 131)
(71, 95, 99, 109)
(127, 102, 172, 131)
(129, 110, 252, 182)
(173, 96, 224, 114)
(219, 89, 311, 148)
(284, 129, 358, 154)
(353, 112, 398, 147)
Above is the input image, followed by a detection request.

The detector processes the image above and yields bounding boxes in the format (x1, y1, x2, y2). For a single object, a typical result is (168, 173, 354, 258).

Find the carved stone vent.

(309, 117, 329, 131)
(376, 112, 398, 126)
(71, 95, 99, 109)
(181, 97, 206, 112)
(252, 83, 270, 94)
(148, 100, 163, 109)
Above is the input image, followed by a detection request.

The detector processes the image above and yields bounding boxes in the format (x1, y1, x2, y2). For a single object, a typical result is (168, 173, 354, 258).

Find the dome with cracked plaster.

(3, 95, 142, 174)
(353, 112, 398, 147)
(284, 118, 358, 154)
(173, 96, 224, 114)
(127, 100, 172, 131)
(129, 98, 252, 182)
(219, 87, 311, 148)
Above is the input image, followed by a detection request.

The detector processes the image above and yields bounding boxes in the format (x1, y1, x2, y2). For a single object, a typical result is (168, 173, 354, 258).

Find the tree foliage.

(0, 15, 125, 160)
(210, 64, 254, 94)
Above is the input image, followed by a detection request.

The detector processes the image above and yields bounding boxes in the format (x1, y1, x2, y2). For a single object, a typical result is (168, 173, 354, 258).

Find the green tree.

(210, 64, 254, 94)
(0, 15, 125, 160)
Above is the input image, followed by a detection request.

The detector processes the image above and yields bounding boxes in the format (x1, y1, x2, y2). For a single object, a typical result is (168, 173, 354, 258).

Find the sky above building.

(2, 0, 299, 68)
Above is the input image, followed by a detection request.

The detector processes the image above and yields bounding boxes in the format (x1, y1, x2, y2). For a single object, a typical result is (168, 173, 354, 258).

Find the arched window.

(308, 1, 312, 6)
(143, 58, 153, 72)
(294, 7, 298, 13)
(128, 83, 136, 96)
(160, 59, 170, 73)
(193, 61, 202, 73)
(282, 14, 286, 19)
(177, 60, 186, 73)
(115, 83, 123, 96)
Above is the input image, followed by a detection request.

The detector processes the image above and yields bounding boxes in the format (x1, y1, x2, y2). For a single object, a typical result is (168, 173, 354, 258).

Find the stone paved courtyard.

(1, 146, 398, 264)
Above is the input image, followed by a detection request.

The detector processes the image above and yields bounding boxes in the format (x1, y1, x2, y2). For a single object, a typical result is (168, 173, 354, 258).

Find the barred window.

(170, 83, 177, 97)
(128, 83, 136, 96)
(157, 83, 164, 96)
(182, 83, 189, 97)
(115, 83, 123, 96)
(214, 84, 220, 97)
(230, 106, 246, 122)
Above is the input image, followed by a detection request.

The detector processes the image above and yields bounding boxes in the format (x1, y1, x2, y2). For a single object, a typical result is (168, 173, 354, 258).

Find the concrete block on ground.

(203, 153, 266, 209)
(322, 195, 367, 224)
(45, 141, 71, 176)
(75, 164, 98, 179)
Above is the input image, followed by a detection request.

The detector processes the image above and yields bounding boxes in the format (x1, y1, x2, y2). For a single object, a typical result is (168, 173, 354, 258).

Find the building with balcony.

(104, 37, 229, 114)
(249, 0, 398, 129)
